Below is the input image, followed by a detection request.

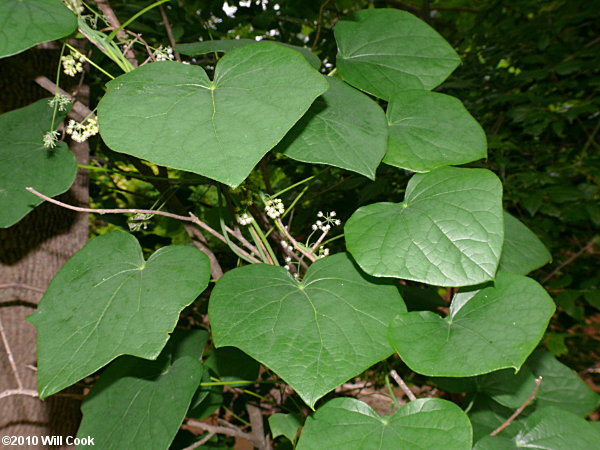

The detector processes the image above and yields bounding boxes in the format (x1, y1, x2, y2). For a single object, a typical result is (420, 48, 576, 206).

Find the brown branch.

(311, 0, 332, 51)
(542, 237, 598, 284)
(25, 187, 260, 266)
(276, 219, 316, 262)
(0, 389, 39, 400)
(34, 76, 94, 122)
(247, 404, 271, 450)
(390, 370, 417, 402)
(0, 317, 23, 389)
(159, 5, 181, 61)
(0, 283, 46, 294)
(309, 229, 329, 255)
(95, 0, 137, 66)
(183, 431, 215, 449)
(490, 376, 542, 436)
(184, 418, 261, 447)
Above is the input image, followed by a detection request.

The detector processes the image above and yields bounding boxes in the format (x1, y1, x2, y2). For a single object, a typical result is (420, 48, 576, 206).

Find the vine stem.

(541, 237, 598, 284)
(490, 376, 543, 436)
(0, 316, 23, 389)
(275, 218, 316, 262)
(25, 187, 260, 264)
(389, 370, 417, 401)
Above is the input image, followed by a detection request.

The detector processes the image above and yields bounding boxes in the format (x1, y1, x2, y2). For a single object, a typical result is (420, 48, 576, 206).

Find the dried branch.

(389, 370, 417, 402)
(0, 283, 45, 294)
(34, 76, 94, 122)
(276, 219, 316, 262)
(490, 376, 543, 436)
(0, 316, 23, 390)
(159, 5, 181, 61)
(542, 237, 598, 284)
(184, 418, 260, 447)
(0, 388, 39, 400)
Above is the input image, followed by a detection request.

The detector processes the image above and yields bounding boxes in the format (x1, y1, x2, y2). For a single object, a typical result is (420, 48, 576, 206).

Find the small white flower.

(311, 211, 342, 232)
(65, 117, 99, 143)
(317, 247, 330, 258)
(265, 198, 285, 219)
(62, 0, 84, 15)
(236, 213, 253, 226)
(317, 211, 323, 217)
(154, 46, 175, 61)
(285, 256, 292, 263)
(61, 54, 83, 77)
(48, 94, 71, 112)
(283, 265, 290, 271)
(42, 130, 60, 149)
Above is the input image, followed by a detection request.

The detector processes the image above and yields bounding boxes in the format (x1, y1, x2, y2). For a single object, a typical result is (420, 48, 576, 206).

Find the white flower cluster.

(66, 118, 99, 143)
(48, 93, 71, 112)
(283, 256, 292, 271)
(43, 130, 60, 149)
(265, 198, 285, 219)
(154, 46, 174, 61)
(317, 246, 330, 258)
(312, 211, 341, 232)
(61, 51, 85, 77)
(236, 213, 253, 226)
(62, 0, 84, 14)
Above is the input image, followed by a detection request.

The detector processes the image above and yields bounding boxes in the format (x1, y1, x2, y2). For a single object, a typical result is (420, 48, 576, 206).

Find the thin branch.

(311, 0, 332, 51)
(276, 219, 316, 262)
(95, 0, 137, 66)
(309, 229, 329, 255)
(490, 376, 542, 436)
(389, 370, 417, 401)
(184, 419, 259, 446)
(0, 283, 45, 294)
(224, 225, 261, 258)
(542, 237, 598, 284)
(0, 389, 39, 400)
(183, 432, 215, 450)
(26, 187, 260, 265)
(159, 5, 181, 61)
(0, 317, 23, 389)
(34, 76, 94, 122)
(247, 404, 271, 450)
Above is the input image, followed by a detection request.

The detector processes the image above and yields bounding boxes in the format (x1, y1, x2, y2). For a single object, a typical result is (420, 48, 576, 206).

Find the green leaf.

(296, 397, 472, 449)
(278, 77, 388, 179)
(499, 212, 551, 275)
(384, 90, 487, 172)
(28, 230, 210, 399)
(474, 407, 600, 449)
(76, 331, 203, 450)
(98, 42, 328, 187)
(345, 167, 504, 286)
(334, 9, 460, 100)
(175, 38, 322, 69)
(269, 413, 301, 443)
(433, 366, 538, 409)
(204, 347, 259, 386)
(0, 99, 76, 228)
(526, 350, 600, 416)
(209, 253, 406, 407)
(389, 272, 555, 376)
(0, 0, 76, 58)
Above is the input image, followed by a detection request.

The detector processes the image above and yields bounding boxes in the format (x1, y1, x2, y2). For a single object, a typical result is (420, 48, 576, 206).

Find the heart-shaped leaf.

(296, 397, 472, 449)
(28, 230, 210, 399)
(208, 253, 406, 407)
(473, 407, 600, 449)
(269, 413, 302, 443)
(389, 271, 555, 376)
(499, 212, 551, 275)
(0, 99, 76, 228)
(334, 9, 460, 100)
(76, 330, 204, 449)
(345, 167, 504, 286)
(278, 77, 388, 179)
(526, 350, 600, 416)
(384, 90, 487, 172)
(175, 39, 322, 69)
(98, 42, 328, 187)
(0, 0, 76, 58)
(433, 366, 538, 409)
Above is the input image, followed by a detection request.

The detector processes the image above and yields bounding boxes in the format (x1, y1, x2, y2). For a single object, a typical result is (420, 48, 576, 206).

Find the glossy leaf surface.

(98, 42, 328, 187)
(297, 397, 472, 449)
(0, 0, 76, 58)
(209, 253, 406, 407)
(334, 9, 460, 100)
(389, 272, 555, 376)
(345, 167, 504, 286)
(384, 90, 486, 172)
(279, 77, 388, 179)
(28, 231, 210, 399)
(76, 331, 203, 450)
(0, 99, 76, 228)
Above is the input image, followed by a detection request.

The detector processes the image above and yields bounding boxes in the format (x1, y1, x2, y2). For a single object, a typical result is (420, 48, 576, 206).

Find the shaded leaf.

(28, 231, 210, 399)
(384, 90, 487, 172)
(269, 413, 301, 443)
(204, 346, 259, 386)
(334, 9, 460, 100)
(499, 212, 551, 275)
(297, 397, 472, 449)
(389, 272, 555, 376)
(98, 42, 328, 187)
(345, 167, 504, 286)
(175, 38, 321, 69)
(0, 99, 76, 228)
(76, 331, 203, 450)
(0, 0, 76, 58)
(279, 77, 388, 179)
(209, 253, 406, 407)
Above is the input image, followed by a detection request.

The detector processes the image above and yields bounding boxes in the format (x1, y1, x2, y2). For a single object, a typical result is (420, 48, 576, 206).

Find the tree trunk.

(0, 47, 88, 449)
